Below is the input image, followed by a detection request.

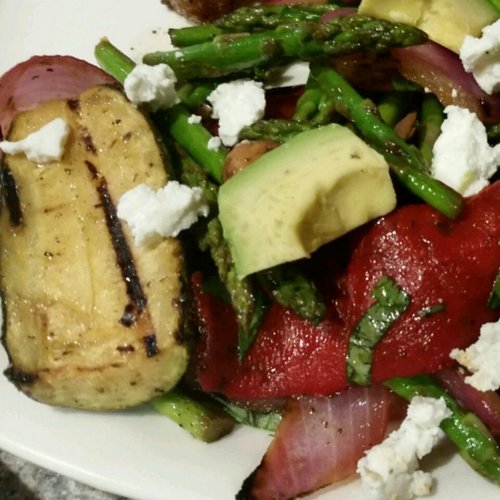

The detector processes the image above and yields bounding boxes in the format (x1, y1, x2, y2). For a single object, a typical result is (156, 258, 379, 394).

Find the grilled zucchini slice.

(0, 85, 188, 410)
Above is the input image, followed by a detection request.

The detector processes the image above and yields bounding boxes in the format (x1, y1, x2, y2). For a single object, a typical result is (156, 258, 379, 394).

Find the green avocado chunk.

(358, 0, 500, 53)
(218, 124, 397, 278)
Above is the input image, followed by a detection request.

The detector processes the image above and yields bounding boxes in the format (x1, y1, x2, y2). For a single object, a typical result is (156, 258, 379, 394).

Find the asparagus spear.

(150, 387, 235, 443)
(176, 81, 217, 109)
(377, 91, 414, 128)
(418, 94, 444, 165)
(240, 119, 315, 142)
(94, 37, 135, 84)
(385, 375, 500, 485)
(144, 16, 427, 80)
(293, 85, 324, 123)
(169, 4, 340, 47)
(156, 106, 227, 183)
(310, 62, 463, 219)
(295, 75, 339, 126)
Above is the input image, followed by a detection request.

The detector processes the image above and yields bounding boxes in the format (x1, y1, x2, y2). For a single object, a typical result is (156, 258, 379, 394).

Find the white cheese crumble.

(124, 63, 179, 111)
(207, 79, 266, 147)
(117, 181, 209, 246)
(460, 19, 500, 95)
(0, 118, 70, 164)
(357, 396, 451, 500)
(187, 114, 202, 124)
(207, 136, 222, 151)
(431, 105, 500, 196)
(450, 318, 500, 392)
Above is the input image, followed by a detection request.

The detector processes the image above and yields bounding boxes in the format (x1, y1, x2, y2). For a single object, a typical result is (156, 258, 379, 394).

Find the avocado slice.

(218, 124, 396, 278)
(358, 0, 500, 53)
(0, 85, 188, 410)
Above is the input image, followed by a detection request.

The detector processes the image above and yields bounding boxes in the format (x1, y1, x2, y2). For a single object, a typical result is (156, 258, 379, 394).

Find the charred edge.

(117, 344, 136, 353)
(143, 334, 159, 357)
(0, 164, 23, 227)
(67, 98, 80, 113)
(81, 129, 97, 154)
(85, 161, 148, 321)
(236, 468, 259, 500)
(4, 366, 37, 386)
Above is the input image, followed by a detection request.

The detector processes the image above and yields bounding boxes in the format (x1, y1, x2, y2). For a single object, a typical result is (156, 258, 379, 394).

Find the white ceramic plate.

(0, 1, 499, 499)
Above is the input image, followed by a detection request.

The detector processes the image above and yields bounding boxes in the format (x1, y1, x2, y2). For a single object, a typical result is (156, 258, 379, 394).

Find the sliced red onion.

(0, 55, 116, 138)
(392, 41, 500, 124)
(238, 385, 390, 499)
(435, 368, 500, 436)
(321, 7, 357, 22)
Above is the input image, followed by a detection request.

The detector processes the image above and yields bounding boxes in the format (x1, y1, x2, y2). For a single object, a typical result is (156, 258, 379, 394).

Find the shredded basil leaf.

(417, 302, 445, 317)
(238, 288, 268, 361)
(488, 271, 500, 309)
(347, 275, 411, 386)
(215, 397, 282, 432)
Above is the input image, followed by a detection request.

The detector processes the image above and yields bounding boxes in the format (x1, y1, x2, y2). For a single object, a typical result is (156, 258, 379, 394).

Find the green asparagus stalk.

(310, 62, 463, 219)
(259, 263, 326, 325)
(198, 218, 268, 360)
(385, 375, 500, 486)
(150, 388, 235, 443)
(418, 94, 444, 165)
(294, 74, 339, 125)
(169, 4, 339, 47)
(240, 119, 315, 142)
(144, 17, 427, 80)
(377, 91, 413, 128)
(293, 85, 324, 123)
(157, 107, 227, 183)
(95, 38, 135, 84)
(176, 81, 217, 109)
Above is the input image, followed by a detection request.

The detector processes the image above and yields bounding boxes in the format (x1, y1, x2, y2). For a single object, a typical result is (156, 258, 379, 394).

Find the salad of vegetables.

(1, 1, 500, 499)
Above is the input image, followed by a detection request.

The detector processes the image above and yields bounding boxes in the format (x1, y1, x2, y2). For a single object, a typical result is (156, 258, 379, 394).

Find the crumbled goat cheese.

(431, 105, 500, 196)
(117, 181, 209, 246)
(357, 396, 451, 500)
(124, 63, 179, 111)
(207, 79, 266, 146)
(450, 318, 500, 391)
(460, 19, 500, 95)
(0, 118, 70, 164)
(187, 114, 202, 124)
(207, 136, 222, 151)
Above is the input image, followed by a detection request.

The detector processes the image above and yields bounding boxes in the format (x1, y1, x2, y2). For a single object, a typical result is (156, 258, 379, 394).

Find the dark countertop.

(0, 449, 127, 500)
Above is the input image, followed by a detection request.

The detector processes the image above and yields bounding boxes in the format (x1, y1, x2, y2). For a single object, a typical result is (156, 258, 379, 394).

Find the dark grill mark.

(4, 366, 37, 385)
(84, 161, 148, 325)
(81, 129, 97, 154)
(67, 98, 80, 112)
(120, 303, 137, 326)
(0, 164, 23, 227)
(143, 334, 159, 357)
(117, 344, 136, 353)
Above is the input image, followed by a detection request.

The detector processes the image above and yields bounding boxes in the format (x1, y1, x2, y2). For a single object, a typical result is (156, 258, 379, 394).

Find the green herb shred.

(346, 275, 411, 386)
(488, 271, 500, 309)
